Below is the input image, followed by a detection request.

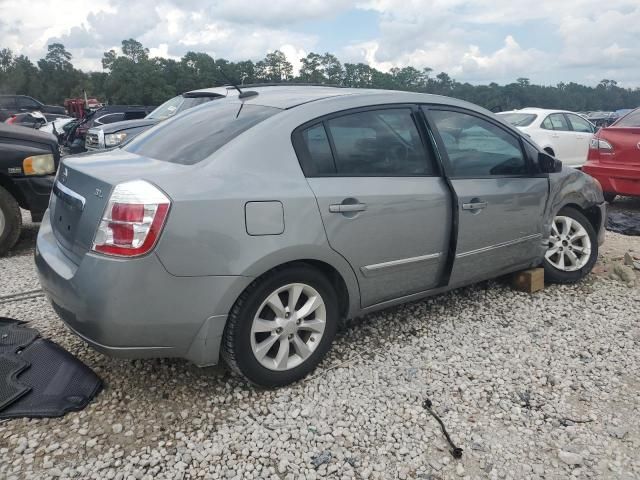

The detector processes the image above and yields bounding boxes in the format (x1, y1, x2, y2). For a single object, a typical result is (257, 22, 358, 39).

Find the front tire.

(221, 264, 339, 387)
(543, 207, 598, 284)
(0, 186, 22, 256)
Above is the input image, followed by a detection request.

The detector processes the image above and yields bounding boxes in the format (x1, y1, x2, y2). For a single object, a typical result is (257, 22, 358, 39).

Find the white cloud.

(0, 0, 639, 85)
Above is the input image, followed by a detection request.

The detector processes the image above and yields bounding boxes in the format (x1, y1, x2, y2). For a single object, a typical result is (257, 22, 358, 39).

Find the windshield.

(124, 102, 280, 165)
(614, 108, 640, 128)
(146, 96, 185, 120)
(146, 95, 221, 120)
(498, 113, 537, 127)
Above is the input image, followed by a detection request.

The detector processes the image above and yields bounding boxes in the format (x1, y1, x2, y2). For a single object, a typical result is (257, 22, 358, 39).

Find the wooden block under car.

(512, 268, 545, 293)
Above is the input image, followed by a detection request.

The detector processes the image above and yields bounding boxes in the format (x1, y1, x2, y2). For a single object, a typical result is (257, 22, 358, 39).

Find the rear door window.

(124, 103, 279, 165)
(296, 108, 434, 176)
(16, 96, 40, 109)
(548, 113, 570, 131)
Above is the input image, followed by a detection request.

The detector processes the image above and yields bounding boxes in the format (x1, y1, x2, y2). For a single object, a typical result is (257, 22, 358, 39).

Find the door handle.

(329, 203, 367, 213)
(462, 201, 488, 211)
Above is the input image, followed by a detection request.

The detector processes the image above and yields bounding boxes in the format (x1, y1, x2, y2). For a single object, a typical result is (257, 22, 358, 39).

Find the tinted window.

(548, 113, 570, 131)
(567, 114, 594, 133)
(499, 113, 537, 127)
(16, 96, 39, 108)
(95, 113, 124, 125)
(430, 109, 526, 177)
(125, 103, 279, 165)
(123, 111, 147, 121)
(0, 96, 16, 108)
(318, 109, 431, 176)
(616, 108, 640, 127)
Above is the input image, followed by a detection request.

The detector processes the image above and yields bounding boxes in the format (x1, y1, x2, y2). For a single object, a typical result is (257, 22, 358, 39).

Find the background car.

(84, 87, 230, 150)
(498, 108, 596, 167)
(67, 105, 155, 153)
(36, 86, 605, 387)
(0, 124, 60, 255)
(583, 107, 640, 202)
(0, 94, 66, 122)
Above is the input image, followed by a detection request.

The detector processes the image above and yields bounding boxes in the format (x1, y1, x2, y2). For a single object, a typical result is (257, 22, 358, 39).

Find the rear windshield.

(498, 113, 537, 127)
(615, 109, 640, 127)
(123, 103, 279, 165)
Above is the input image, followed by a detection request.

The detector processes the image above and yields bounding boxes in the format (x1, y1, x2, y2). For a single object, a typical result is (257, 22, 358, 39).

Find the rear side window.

(616, 109, 640, 127)
(16, 96, 39, 108)
(429, 109, 526, 177)
(297, 108, 433, 176)
(124, 103, 279, 165)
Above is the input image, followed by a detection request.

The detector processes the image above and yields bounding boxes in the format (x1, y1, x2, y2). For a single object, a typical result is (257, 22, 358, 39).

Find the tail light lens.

(589, 138, 613, 153)
(92, 180, 170, 257)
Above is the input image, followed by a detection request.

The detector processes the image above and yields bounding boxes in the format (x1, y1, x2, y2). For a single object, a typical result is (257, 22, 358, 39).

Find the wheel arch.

(0, 174, 26, 209)
(558, 202, 602, 235)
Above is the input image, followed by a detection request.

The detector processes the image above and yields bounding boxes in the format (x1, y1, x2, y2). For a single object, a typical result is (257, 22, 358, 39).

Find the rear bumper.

(583, 162, 640, 197)
(35, 212, 253, 366)
(13, 175, 54, 221)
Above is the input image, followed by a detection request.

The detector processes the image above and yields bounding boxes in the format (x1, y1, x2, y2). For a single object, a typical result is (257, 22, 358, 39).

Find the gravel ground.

(1, 209, 639, 480)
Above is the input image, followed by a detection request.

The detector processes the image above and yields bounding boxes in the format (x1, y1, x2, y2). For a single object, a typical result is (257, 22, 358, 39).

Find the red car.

(583, 107, 640, 202)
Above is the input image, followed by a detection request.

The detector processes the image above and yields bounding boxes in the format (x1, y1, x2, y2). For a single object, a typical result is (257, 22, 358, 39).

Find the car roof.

(211, 84, 489, 112)
(498, 108, 577, 115)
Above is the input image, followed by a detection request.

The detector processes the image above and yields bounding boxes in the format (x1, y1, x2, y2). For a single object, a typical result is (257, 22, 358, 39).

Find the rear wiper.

(218, 68, 258, 100)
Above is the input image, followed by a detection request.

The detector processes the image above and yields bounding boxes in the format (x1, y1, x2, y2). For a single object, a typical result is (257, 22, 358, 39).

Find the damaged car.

(36, 86, 606, 387)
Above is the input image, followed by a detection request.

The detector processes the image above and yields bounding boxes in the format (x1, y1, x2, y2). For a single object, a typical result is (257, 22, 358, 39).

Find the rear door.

(565, 113, 594, 166)
(293, 106, 452, 307)
(542, 113, 576, 163)
(424, 107, 548, 285)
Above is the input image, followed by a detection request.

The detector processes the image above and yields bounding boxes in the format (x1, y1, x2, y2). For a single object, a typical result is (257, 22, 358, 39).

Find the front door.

(545, 113, 578, 164)
(294, 107, 452, 307)
(425, 107, 548, 285)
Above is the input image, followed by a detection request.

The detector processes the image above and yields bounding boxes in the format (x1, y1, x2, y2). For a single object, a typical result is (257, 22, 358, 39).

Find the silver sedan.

(36, 86, 606, 386)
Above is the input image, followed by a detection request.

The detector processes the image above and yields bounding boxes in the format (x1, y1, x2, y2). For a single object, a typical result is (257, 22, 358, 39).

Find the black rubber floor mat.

(0, 353, 30, 411)
(0, 338, 102, 418)
(0, 317, 39, 354)
(607, 212, 640, 236)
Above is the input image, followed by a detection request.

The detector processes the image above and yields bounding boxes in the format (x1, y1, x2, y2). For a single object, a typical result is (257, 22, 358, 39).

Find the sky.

(1, 0, 639, 87)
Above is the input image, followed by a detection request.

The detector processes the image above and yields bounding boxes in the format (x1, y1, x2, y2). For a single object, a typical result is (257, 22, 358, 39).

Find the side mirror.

(538, 151, 562, 173)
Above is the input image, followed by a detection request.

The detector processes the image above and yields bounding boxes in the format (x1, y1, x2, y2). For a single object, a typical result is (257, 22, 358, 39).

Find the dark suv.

(0, 95, 66, 122)
(0, 123, 60, 255)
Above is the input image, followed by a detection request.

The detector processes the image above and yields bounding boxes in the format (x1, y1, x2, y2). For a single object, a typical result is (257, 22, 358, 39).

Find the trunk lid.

(50, 149, 186, 264)
(598, 127, 640, 164)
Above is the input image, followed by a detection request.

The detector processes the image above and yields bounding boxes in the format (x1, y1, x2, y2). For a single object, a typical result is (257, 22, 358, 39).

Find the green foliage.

(0, 41, 639, 112)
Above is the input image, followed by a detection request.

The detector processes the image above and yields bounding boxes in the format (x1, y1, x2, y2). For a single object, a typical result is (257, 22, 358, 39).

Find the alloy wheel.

(545, 215, 591, 272)
(250, 283, 327, 371)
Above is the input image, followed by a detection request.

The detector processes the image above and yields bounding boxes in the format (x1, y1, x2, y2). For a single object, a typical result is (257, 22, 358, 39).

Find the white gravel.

(1, 212, 639, 480)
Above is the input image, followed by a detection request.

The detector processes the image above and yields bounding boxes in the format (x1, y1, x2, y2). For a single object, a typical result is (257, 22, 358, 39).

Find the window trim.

(421, 104, 538, 180)
(291, 104, 440, 178)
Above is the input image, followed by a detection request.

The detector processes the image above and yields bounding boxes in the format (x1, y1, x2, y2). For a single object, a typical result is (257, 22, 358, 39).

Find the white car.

(498, 108, 596, 167)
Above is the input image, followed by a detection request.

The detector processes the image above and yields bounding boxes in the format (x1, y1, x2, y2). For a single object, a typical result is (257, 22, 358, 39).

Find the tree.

(259, 50, 293, 82)
(121, 39, 149, 63)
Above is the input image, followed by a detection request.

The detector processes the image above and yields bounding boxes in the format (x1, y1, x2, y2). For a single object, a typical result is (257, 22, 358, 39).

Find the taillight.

(589, 138, 613, 153)
(92, 180, 170, 257)
(6, 115, 16, 125)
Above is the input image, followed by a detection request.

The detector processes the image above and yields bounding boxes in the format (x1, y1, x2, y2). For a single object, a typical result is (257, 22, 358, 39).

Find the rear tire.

(603, 192, 616, 203)
(0, 186, 22, 256)
(543, 207, 597, 284)
(221, 264, 339, 387)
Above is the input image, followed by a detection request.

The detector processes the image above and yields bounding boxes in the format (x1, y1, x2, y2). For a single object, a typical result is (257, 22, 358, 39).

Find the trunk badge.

(95, 188, 103, 198)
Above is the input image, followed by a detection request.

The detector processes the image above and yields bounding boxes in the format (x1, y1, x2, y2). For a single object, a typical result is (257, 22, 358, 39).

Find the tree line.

(1, 39, 639, 113)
